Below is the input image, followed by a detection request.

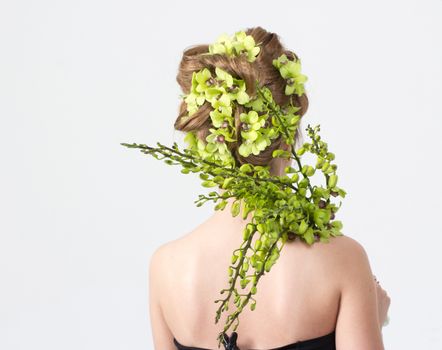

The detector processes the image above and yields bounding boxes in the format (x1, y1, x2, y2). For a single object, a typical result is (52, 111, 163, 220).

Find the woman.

(148, 26, 391, 350)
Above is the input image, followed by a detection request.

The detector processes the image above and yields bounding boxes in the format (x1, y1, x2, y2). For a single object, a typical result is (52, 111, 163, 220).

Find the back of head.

(174, 26, 309, 172)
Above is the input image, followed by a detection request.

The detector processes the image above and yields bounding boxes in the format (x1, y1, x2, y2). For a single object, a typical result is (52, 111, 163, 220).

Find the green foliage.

(121, 29, 346, 348)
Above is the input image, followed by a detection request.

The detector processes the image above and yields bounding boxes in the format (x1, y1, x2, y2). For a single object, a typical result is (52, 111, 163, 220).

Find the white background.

(1, 0, 441, 349)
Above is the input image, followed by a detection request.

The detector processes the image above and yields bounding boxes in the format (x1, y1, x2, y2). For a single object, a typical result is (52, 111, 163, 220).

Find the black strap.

(222, 331, 239, 350)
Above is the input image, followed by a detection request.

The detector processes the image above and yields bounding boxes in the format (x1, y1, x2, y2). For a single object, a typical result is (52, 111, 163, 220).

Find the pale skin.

(149, 157, 391, 350)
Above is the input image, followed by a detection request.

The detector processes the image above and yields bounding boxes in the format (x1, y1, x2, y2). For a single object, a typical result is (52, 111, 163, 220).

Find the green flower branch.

(121, 141, 298, 197)
(213, 207, 288, 341)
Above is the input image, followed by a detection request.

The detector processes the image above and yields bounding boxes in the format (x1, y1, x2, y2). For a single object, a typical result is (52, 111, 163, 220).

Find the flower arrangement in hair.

(121, 27, 346, 348)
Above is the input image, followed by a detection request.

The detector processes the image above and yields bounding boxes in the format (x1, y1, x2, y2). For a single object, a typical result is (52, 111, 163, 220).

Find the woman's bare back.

(153, 210, 372, 349)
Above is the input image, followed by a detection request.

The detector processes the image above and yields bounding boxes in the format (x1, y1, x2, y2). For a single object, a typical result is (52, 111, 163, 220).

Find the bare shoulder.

(148, 234, 194, 278)
(148, 239, 179, 302)
(325, 235, 374, 287)
(149, 237, 182, 270)
(149, 242, 168, 283)
(331, 235, 383, 348)
(322, 234, 370, 259)
(310, 235, 372, 278)
(312, 235, 367, 260)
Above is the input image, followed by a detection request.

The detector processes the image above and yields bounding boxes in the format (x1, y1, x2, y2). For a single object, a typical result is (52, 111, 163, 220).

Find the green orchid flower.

(214, 67, 233, 86)
(183, 92, 200, 116)
(244, 93, 264, 112)
(229, 78, 250, 105)
(232, 31, 261, 62)
(194, 67, 212, 93)
(205, 128, 236, 165)
(184, 126, 236, 167)
(272, 54, 308, 96)
(211, 91, 232, 116)
(184, 68, 213, 115)
(208, 33, 233, 56)
(238, 110, 273, 157)
(209, 109, 233, 128)
(208, 30, 261, 63)
(183, 131, 208, 158)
